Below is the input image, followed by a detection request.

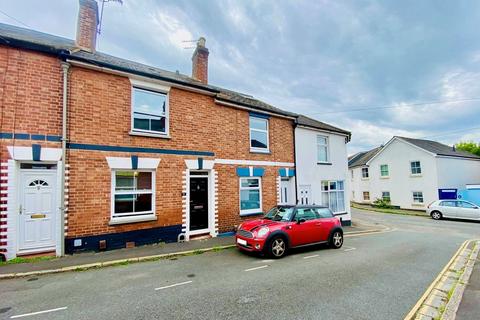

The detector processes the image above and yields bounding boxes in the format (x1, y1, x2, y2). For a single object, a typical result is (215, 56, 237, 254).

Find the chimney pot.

(76, 0, 99, 52)
(191, 37, 209, 84)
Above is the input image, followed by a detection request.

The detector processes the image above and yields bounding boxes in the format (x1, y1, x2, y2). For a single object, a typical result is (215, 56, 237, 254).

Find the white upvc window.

(410, 161, 422, 175)
(317, 135, 329, 163)
(321, 180, 345, 213)
(111, 170, 155, 219)
(239, 177, 262, 215)
(362, 167, 369, 178)
(363, 191, 370, 201)
(413, 191, 424, 203)
(131, 86, 169, 136)
(380, 164, 389, 177)
(249, 116, 269, 152)
(382, 191, 391, 202)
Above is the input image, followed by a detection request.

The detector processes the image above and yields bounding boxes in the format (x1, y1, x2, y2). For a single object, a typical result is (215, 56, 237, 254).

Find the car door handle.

(315, 223, 322, 226)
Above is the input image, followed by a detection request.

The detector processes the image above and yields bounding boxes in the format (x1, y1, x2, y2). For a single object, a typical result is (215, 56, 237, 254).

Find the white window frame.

(130, 81, 170, 137)
(249, 116, 269, 153)
(412, 191, 424, 203)
(320, 180, 346, 213)
(362, 167, 369, 179)
(380, 164, 389, 177)
(317, 135, 329, 163)
(239, 177, 262, 216)
(111, 170, 156, 221)
(410, 161, 422, 175)
(363, 191, 370, 201)
(382, 191, 391, 202)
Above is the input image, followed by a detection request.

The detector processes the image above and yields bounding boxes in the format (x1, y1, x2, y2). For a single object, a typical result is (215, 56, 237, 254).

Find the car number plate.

(237, 238, 247, 246)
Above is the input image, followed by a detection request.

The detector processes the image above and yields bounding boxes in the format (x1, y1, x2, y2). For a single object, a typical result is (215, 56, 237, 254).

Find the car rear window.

(440, 201, 457, 207)
(316, 208, 334, 218)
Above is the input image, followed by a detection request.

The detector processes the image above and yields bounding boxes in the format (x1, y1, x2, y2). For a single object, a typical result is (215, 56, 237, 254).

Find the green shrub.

(372, 198, 394, 209)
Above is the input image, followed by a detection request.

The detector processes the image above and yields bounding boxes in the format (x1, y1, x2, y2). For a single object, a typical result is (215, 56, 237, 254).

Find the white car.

(427, 200, 480, 221)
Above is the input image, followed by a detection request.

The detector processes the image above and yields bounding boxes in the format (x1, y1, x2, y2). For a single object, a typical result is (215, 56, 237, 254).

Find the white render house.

(349, 136, 480, 210)
(294, 116, 352, 226)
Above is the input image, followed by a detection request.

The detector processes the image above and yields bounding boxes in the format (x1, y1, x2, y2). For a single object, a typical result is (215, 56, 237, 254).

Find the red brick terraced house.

(0, 0, 350, 260)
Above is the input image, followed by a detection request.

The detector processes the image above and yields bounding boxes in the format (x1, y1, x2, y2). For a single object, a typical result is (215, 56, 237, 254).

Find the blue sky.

(1, 0, 480, 154)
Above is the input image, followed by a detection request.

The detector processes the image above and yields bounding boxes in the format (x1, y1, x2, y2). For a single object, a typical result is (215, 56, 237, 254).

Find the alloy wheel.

(432, 212, 441, 220)
(272, 238, 286, 257)
(333, 232, 343, 248)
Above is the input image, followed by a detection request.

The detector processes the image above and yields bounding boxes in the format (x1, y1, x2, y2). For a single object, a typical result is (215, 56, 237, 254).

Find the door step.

(189, 234, 212, 241)
(16, 250, 56, 259)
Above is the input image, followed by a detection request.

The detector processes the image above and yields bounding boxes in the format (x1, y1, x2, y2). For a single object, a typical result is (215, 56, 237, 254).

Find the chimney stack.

(191, 37, 209, 84)
(76, 0, 99, 52)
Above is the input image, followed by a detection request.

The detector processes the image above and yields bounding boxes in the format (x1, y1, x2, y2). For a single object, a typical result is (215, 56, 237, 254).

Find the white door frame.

(15, 161, 63, 256)
(186, 169, 215, 237)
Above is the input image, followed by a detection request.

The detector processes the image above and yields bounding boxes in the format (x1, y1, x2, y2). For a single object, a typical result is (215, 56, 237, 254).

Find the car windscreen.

(264, 207, 295, 222)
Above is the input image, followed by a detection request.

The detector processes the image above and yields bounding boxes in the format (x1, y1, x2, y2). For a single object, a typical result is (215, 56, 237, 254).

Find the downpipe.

(60, 62, 70, 256)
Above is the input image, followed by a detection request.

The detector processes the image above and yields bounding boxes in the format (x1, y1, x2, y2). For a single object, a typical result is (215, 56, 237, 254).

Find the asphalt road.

(1, 208, 479, 320)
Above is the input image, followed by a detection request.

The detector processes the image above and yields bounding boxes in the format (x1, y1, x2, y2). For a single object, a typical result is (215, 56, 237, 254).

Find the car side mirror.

(297, 218, 306, 224)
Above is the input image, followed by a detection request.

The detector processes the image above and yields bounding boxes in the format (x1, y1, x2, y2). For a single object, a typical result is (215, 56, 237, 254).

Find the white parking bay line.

(303, 254, 319, 259)
(344, 247, 356, 252)
(245, 265, 269, 272)
(10, 307, 68, 319)
(154, 280, 193, 291)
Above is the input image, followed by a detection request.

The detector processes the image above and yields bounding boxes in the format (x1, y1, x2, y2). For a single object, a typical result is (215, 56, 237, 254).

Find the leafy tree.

(456, 141, 480, 156)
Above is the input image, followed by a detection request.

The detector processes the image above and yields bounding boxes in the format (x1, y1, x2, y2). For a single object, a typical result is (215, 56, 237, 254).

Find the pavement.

(1, 209, 479, 320)
(0, 222, 375, 277)
(456, 245, 480, 320)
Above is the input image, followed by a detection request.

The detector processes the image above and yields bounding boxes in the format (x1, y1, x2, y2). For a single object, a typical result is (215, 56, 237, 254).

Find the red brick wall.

(0, 45, 295, 243)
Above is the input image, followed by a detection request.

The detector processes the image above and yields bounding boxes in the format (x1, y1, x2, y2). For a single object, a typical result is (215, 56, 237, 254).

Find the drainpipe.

(293, 120, 299, 205)
(60, 61, 70, 256)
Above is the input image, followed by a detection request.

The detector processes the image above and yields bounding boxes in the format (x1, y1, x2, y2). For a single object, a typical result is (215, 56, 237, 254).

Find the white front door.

(280, 177, 292, 205)
(299, 185, 311, 205)
(18, 171, 57, 251)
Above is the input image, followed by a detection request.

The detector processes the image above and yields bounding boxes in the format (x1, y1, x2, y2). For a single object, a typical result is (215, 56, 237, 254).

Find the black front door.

(189, 177, 209, 231)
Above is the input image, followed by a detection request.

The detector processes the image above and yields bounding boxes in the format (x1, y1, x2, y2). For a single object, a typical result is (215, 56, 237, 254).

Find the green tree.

(456, 141, 480, 156)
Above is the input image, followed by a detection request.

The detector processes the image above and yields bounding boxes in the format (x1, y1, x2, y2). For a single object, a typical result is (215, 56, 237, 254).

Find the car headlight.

(237, 223, 243, 231)
(256, 227, 269, 238)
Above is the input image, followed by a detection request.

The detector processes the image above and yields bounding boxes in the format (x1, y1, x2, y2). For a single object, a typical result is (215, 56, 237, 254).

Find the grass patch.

(351, 203, 428, 217)
(0, 256, 56, 266)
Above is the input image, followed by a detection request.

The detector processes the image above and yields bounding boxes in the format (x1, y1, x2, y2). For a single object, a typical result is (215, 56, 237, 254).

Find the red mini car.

(235, 205, 343, 258)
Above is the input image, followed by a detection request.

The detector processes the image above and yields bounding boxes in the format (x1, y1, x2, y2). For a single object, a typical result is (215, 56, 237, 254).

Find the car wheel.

(431, 211, 442, 220)
(330, 231, 343, 249)
(267, 236, 287, 259)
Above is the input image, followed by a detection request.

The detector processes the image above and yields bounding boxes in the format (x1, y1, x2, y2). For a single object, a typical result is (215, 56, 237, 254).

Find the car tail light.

(427, 201, 434, 209)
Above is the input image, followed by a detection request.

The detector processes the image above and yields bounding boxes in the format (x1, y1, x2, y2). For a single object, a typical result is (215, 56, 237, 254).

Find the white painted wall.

(295, 127, 351, 223)
(350, 166, 372, 204)
(350, 137, 480, 211)
(436, 157, 480, 189)
(367, 139, 438, 210)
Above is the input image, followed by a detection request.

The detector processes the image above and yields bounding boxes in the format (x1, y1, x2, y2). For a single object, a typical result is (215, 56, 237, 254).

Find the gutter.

(59, 57, 70, 256)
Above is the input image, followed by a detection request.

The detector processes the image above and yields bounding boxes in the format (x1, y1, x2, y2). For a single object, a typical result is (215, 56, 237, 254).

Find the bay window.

(321, 180, 345, 213)
(239, 177, 262, 215)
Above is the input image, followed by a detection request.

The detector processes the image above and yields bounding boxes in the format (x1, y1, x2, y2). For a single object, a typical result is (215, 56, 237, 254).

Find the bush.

(372, 198, 394, 209)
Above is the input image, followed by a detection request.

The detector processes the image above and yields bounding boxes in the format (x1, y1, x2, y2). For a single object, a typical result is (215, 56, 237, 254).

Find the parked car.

(235, 205, 344, 258)
(427, 200, 480, 221)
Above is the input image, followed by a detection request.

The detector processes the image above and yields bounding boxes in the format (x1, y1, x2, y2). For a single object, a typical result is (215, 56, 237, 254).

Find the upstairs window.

(132, 87, 168, 135)
(380, 164, 389, 177)
(249, 116, 269, 152)
(410, 161, 422, 175)
(317, 135, 329, 163)
(362, 167, 369, 178)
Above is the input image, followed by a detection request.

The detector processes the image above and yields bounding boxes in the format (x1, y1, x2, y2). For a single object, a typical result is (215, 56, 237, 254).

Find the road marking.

(245, 265, 268, 272)
(344, 247, 356, 252)
(303, 254, 319, 259)
(154, 280, 193, 291)
(10, 307, 67, 319)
